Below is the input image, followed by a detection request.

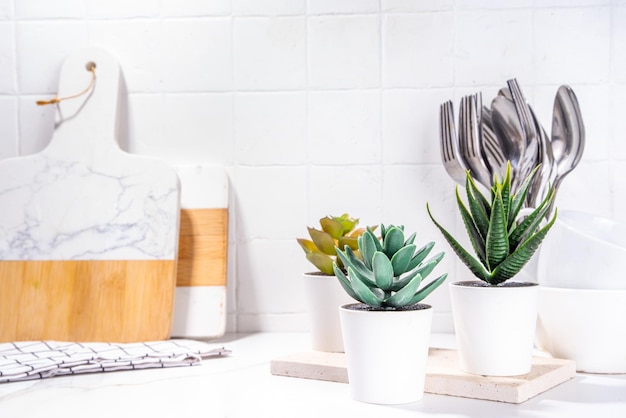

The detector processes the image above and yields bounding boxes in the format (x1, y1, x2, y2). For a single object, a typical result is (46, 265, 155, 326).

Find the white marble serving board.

(0, 48, 180, 261)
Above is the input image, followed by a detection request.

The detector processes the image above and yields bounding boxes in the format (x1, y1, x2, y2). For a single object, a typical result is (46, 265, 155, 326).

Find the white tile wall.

(1, 0, 624, 334)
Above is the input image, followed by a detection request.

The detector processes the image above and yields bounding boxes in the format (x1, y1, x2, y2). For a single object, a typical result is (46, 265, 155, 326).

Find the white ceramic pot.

(450, 281, 539, 376)
(537, 210, 626, 289)
(302, 273, 354, 352)
(536, 286, 626, 373)
(339, 303, 433, 405)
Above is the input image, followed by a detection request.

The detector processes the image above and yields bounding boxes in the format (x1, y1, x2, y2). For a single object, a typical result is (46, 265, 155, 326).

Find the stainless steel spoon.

(550, 85, 585, 195)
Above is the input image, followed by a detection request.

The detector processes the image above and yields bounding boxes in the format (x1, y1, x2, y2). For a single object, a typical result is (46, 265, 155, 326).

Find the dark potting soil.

(454, 281, 538, 288)
(343, 303, 431, 312)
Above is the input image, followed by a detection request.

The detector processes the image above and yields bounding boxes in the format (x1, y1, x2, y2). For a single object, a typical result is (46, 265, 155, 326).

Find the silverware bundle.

(439, 78, 585, 212)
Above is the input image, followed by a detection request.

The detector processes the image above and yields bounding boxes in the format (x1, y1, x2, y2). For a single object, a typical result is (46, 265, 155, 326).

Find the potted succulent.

(297, 214, 371, 352)
(427, 163, 556, 376)
(333, 224, 447, 404)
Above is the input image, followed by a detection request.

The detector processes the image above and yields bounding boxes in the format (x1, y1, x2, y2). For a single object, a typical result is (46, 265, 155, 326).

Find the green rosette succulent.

(333, 224, 448, 309)
(298, 214, 371, 275)
(427, 162, 557, 286)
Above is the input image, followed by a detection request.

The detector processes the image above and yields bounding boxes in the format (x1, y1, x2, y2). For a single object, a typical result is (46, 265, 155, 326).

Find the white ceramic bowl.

(536, 286, 626, 373)
(537, 210, 626, 289)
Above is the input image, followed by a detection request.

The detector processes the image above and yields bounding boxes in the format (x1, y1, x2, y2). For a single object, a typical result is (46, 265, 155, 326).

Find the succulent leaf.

(334, 224, 447, 309)
(333, 264, 361, 302)
(298, 214, 374, 274)
(456, 188, 487, 265)
(372, 251, 394, 291)
(320, 217, 344, 239)
(428, 163, 557, 285)
(485, 193, 509, 270)
(383, 227, 405, 258)
(390, 244, 416, 276)
(308, 227, 337, 256)
(386, 273, 423, 308)
(407, 273, 448, 305)
(348, 266, 383, 307)
(407, 241, 435, 271)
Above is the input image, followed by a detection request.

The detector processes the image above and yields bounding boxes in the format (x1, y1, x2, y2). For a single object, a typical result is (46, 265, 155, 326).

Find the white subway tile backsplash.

(233, 17, 306, 90)
(533, 7, 610, 84)
(162, 0, 230, 17)
(456, 0, 531, 9)
(1, 2, 623, 333)
(382, 0, 453, 12)
(613, 7, 626, 84)
(382, 88, 453, 164)
(308, 165, 383, 225)
(15, 0, 86, 19)
(308, 0, 379, 15)
(234, 166, 307, 240)
(87, 0, 160, 18)
(308, 90, 381, 164)
(16, 21, 87, 93)
(455, 10, 533, 86)
(233, 0, 306, 16)
(234, 92, 306, 165)
(0, 97, 17, 159)
(552, 162, 611, 217)
(17, 95, 55, 155)
(383, 13, 454, 88)
(0, 22, 15, 93)
(236, 239, 306, 314)
(127, 93, 234, 164)
(89, 20, 162, 92)
(161, 18, 232, 92)
(308, 15, 380, 89)
(611, 162, 626, 224)
(612, 84, 626, 160)
(0, 0, 11, 19)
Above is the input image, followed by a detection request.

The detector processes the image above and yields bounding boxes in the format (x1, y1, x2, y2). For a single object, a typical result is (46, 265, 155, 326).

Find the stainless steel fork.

(439, 100, 467, 185)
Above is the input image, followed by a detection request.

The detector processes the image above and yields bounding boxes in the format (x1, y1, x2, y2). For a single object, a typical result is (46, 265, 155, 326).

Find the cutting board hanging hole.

(36, 61, 97, 106)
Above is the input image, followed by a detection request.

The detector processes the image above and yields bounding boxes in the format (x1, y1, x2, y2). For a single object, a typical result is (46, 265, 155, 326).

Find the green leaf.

(467, 174, 491, 220)
(337, 236, 359, 250)
(466, 176, 490, 239)
(308, 227, 336, 255)
(406, 241, 434, 271)
(320, 217, 344, 239)
(297, 238, 317, 254)
(386, 273, 423, 308)
(456, 188, 487, 266)
(490, 208, 558, 284)
(427, 203, 491, 283)
(335, 214, 358, 235)
(335, 246, 376, 286)
(391, 252, 445, 291)
(383, 226, 405, 258)
(372, 251, 394, 291)
(390, 244, 416, 276)
(360, 228, 381, 269)
(509, 188, 554, 250)
(500, 163, 512, 224)
(407, 273, 448, 305)
(333, 264, 361, 302)
(348, 266, 383, 307)
(404, 232, 416, 246)
(508, 164, 540, 229)
(485, 192, 509, 270)
(306, 252, 334, 275)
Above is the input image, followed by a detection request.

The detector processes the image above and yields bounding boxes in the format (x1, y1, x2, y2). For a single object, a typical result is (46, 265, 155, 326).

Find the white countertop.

(1, 333, 625, 418)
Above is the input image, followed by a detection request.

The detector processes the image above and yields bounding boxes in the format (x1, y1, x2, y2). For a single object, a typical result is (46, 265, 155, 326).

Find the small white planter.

(302, 273, 354, 352)
(450, 281, 538, 376)
(339, 303, 433, 405)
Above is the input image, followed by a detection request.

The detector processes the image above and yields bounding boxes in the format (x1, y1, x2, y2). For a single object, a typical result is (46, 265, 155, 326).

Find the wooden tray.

(270, 348, 576, 404)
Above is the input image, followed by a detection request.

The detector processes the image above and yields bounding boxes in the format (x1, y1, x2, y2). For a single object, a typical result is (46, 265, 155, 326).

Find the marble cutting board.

(0, 48, 180, 342)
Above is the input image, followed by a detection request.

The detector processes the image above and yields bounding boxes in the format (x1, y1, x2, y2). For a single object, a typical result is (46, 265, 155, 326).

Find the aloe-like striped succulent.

(333, 224, 448, 309)
(427, 163, 557, 286)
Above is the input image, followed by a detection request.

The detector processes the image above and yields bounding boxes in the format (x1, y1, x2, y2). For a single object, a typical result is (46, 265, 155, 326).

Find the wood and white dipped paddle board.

(0, 48, 181, 342)
(171, 164, 228, 339)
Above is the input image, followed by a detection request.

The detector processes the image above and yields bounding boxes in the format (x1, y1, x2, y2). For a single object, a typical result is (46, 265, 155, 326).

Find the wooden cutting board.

(0, 48, 180, 343)
(171, 164, 228, 339)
